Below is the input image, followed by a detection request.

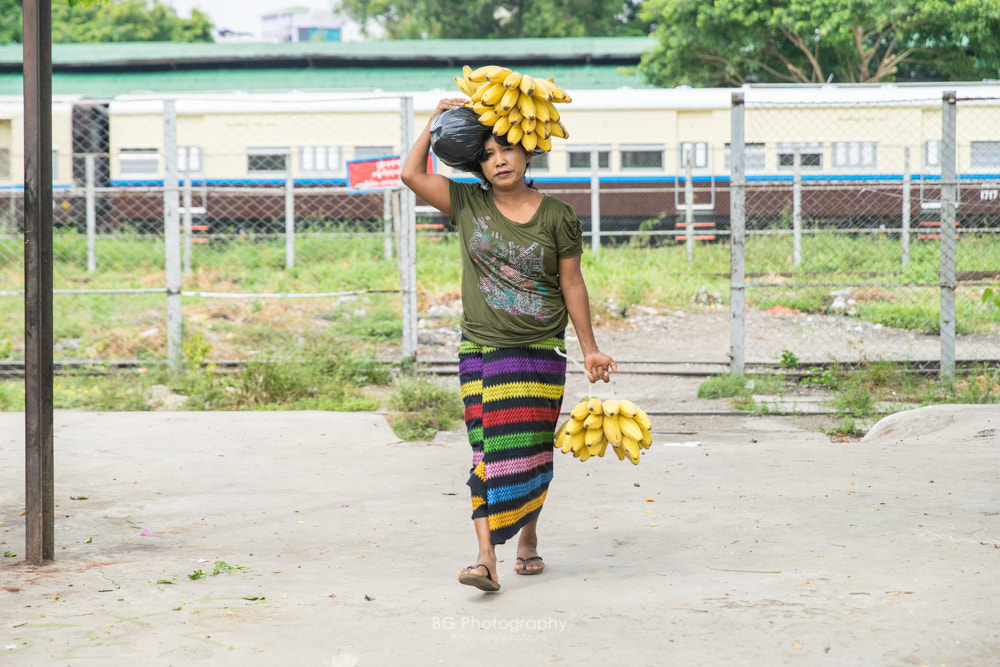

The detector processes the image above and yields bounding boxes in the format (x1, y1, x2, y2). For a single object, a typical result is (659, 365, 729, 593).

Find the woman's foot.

(514, 554, 545, 575)
(458, 561, 500, 591)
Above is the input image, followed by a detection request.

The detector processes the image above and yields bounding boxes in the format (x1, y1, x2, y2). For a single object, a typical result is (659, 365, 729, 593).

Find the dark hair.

(472, 131, 541, 190)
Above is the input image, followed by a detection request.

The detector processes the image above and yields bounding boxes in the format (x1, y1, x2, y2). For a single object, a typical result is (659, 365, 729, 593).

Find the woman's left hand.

(583, 351, 617, 384)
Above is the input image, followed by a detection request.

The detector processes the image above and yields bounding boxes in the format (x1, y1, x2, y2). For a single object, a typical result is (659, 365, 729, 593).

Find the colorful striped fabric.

(458, 335, 567, 545)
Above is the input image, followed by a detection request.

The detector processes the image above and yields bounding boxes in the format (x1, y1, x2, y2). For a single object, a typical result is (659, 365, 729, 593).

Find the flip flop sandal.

(515, 556, 545, 575)
(458, 563, 501, 591)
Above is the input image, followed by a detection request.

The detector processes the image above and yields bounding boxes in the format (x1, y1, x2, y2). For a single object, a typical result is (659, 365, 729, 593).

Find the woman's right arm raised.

(400, 98, 467, 216)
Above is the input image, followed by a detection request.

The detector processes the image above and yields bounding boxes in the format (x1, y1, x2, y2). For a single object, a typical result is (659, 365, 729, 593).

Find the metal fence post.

(163, 99, 182, 373)
(902, 147, 911, 268)
(382, 190, 393, 262)
(729, 93, 746, 375)
(399, 96, 417, 362)
(684, 147, 694, 265)
(590, 147, 601, 253)
(285, 152, 295, 270)
(792, 147, 802, 267)
(85, 153, 96, 273)
(940, 91, 957, 381)
(182, 149, 193, 274)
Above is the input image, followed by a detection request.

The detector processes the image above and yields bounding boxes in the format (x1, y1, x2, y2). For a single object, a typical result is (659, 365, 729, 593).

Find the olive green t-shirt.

(448, 180, 583, 347)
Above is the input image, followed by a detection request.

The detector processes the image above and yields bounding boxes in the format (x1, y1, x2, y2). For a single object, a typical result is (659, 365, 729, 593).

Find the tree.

(341, 0, 650, 39)
(0, 0, 214, 44)
(638, 0, 1000, 87)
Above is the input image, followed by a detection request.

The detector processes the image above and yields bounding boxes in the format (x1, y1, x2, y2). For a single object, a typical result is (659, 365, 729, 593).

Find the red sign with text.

(347, 155, 433, 191)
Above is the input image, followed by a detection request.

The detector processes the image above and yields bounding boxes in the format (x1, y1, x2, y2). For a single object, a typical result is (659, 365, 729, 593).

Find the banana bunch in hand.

(554, 397, 653, 465)
(454, 64, 571, 154)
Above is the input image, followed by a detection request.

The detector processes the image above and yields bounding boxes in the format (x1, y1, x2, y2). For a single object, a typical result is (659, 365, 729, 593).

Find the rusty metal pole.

(23, 0, 55, 565)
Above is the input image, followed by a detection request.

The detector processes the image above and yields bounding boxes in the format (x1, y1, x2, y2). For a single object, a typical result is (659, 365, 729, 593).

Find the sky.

(163, 0, 335, 37)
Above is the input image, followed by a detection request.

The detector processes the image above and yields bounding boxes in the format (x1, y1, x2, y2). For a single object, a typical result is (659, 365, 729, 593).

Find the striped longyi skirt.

(458, 335, 567, 546)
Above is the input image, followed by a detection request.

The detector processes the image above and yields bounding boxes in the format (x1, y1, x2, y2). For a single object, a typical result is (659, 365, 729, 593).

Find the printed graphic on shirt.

(468, 217, 550, 323)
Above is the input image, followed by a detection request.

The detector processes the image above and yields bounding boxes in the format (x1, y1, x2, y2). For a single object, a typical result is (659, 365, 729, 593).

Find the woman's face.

(479, 135, 529, 188)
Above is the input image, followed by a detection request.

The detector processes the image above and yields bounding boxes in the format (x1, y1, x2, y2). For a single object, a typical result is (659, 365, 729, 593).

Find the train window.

(567, 147, 611, 171)
(724, 143, 765, 171)
(247, 147, 289, 174)
(923, 141, 941, 168)
(300, 146, 343, 173)
(678, 142, 708, 169)
(831, 142, 876, 169)
(971, 141, 1000, 169)
(528, 151, 549, 172)
(120, 148, 159, 176)
(178, 147, 202, 174)
(355, 146, 395, 161)
(0, 148, 8, 178)
(777, 142, 822, 169)
(621, 145, 664, 170)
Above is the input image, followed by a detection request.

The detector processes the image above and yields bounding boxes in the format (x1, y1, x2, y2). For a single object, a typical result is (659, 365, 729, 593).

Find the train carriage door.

(919, 109, 943, 213)
(674, 110, 716, 214)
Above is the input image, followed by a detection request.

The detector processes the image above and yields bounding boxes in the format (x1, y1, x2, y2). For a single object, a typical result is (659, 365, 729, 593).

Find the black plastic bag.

(430, 106, 491, 173)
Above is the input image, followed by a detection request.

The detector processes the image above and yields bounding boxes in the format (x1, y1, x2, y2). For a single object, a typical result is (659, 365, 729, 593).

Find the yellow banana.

(611, 440, 626, 461)
(537, 133, 551, 152)
(561, 437, 574, 454)
(455, 75, 475, 97)
(634, 407, 652, 431)
(546, 78, 572, 103)
(520, 116, 537, 134)
(506, 123, 523, 145)
(487, 67, 512, 84)
(534, 98, 551, 124)
(507, 106, 523, 125)
(548, 119, 569, 139)
(477, 107, 504, 126)
(603, 413, 622, 446)
(583, 412, 603, 431)
(481, 82, 506, 107)
(503, 70, 523, 89)
(577, 442, 591, 462)
(585, 426, 604, 447)
(623, 436, 641, 465)
(639, 423, 652, 448)
(531, 77, 553, 101)
(586, 397, 603, 415)
(553, 422, 567, 450)
(521, 131, 538, 152)
(493, 114, 512, 137)
(517, 93, 536, 121)
(564, 416, 585, 435)
(568, 430, 586, 455)
(518, 74, 536, 97)
(472, 101, 493, 115)
(570, 401, 589, 420)
(469, 65, 501, 82)
(588, 438, 608, 458)
(619, 415, 643, 442)
(500, 86, 520, 112)
(618, 400, 639, 418)
(470, 82, 491, 104)
(602, 399, 619, 417)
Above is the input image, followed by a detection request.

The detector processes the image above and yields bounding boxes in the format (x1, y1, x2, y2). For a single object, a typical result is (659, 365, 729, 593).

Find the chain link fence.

(2, 93, 412, 368)
(730, 90, 1000, 373)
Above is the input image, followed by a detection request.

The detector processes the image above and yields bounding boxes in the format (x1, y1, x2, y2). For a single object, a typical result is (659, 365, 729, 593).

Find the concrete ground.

(1, 406, 998, 666)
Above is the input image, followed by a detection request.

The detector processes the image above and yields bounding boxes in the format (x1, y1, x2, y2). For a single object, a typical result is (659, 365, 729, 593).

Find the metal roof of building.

(0, 64, 651, 97)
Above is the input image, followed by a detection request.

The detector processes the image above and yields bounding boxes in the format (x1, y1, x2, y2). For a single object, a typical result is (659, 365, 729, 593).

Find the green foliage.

(341, 0, 650, 39)
(0, 0, 214, 44)
(639, 0, 1000, 86)
(387, 374, 463, 441)
(779, 349, 799, 368)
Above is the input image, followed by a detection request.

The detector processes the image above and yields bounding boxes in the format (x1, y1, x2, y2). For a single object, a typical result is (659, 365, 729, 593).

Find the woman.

(401, 98, 616, 592)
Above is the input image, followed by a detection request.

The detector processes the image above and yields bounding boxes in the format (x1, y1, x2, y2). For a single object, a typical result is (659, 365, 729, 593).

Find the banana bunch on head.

(454, 64, 571, 154)
(554, 397, 653, 465)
